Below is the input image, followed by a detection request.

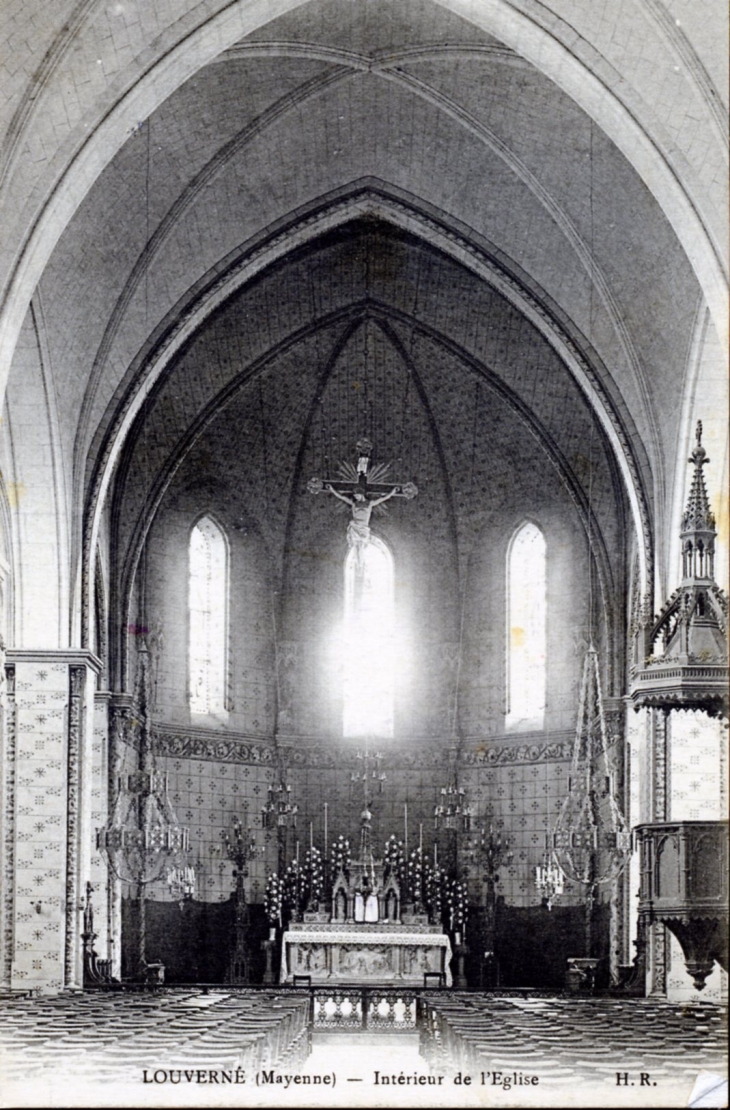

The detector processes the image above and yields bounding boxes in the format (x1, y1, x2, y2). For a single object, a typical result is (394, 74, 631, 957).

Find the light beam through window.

(343, 538, 395, 738)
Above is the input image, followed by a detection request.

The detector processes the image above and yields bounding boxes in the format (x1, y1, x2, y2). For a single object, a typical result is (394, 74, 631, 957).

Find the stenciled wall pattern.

(149, 725, 585, 912)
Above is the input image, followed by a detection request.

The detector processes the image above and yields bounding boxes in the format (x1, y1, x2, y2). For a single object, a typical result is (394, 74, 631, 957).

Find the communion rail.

(310, 986, 419, 1032)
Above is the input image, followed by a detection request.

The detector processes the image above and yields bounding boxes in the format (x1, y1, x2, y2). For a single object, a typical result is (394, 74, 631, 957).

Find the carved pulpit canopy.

(630, 422, 728, 717)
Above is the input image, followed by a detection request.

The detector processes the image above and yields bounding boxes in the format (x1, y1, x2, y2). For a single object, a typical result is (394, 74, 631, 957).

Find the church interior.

(0, 0, 727, 1102)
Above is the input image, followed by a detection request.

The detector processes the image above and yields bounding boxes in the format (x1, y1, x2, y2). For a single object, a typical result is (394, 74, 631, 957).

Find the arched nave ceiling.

(0, 0, 725, 365)
(0, 0, 726, 626)
(29, 1, 707, 511)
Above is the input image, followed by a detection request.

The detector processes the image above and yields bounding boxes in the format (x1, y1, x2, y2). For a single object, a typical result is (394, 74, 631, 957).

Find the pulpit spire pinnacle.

(630, 416, 728, 716)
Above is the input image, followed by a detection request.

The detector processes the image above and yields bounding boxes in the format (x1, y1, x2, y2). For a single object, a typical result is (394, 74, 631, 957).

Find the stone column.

(604, 696, 628, 981)
(1, 651, 15, 988)
(88, 692, 111, 968)
(107, 695, 137, 980)
(4, 650, 100, 993)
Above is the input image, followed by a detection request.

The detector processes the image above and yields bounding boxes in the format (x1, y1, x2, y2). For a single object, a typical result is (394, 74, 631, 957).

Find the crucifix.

(307, 438, 418, 559)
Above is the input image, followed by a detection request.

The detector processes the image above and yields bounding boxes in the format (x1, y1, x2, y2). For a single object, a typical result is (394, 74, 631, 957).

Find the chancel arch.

(79, 190, 655, 652)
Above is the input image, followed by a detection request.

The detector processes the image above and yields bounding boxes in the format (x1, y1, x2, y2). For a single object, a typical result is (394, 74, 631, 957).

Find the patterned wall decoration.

(12, 661, 69, 992)
(152, 724, 580, 911)
(88, 694, 111, 968)
(1, 662, 16, 987)
(151, 749, 274, 906)
(669, 709, 724, 821)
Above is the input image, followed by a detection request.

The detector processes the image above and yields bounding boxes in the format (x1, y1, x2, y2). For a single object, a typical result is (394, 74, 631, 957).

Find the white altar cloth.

(280, 926, 452, 985)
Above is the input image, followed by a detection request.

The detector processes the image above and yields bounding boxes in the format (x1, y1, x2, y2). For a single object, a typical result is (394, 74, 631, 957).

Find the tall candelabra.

(468, 819, 513, 988)
(535, 849, 564, 910)
(221, 819, 259, 984)
(261, 773, 298, 872)
(434, 771, 472, 872)
(97, 640, 191, 979)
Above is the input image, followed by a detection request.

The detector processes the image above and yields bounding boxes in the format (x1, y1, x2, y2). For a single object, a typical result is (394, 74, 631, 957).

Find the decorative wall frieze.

(152, 723, 574, 768)
(461, 738, 573, 766)
(153, 725, 275, 765)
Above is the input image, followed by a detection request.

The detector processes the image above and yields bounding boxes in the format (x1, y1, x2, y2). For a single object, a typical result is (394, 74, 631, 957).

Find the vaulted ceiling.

(0, 0, 726, 648)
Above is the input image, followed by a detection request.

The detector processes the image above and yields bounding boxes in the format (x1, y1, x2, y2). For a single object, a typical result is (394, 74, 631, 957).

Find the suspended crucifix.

(307, 438, 418, 563)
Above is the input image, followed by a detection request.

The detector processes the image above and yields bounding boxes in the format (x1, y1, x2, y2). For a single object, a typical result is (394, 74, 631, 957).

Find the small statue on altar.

(354, 873, 380, 923)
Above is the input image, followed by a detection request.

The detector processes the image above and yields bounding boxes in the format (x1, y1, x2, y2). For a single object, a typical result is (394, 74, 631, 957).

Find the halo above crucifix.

(307, 438, 418, 558)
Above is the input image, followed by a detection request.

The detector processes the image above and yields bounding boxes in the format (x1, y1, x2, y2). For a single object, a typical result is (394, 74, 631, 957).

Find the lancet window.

(506, 521, 546, 729)
(189, 515, 228, 715)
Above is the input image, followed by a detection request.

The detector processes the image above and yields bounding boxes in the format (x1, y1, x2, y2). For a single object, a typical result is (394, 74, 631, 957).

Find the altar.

(280, 922, 453, 985)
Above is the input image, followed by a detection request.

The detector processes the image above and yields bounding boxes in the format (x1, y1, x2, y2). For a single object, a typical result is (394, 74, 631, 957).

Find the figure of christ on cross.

(307, 438, 418, 559)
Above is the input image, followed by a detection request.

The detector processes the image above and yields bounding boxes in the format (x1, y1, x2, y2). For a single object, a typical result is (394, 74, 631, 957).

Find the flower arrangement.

(330, 835, 351, 879)
(282, 859, 304, 915)
(407, 847, 425, 906)
(444, 877, 469, 931)
(303, 845, 324, 908)
(264, 872, 284, 927)
(425, 865, 445, 924)
(383, 835, 406, 886)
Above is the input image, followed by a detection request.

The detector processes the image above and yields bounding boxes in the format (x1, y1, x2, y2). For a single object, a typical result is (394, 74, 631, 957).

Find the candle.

(434, 842, 438, 868)
(295, 840, 299, 864)
(310, 822, 313, 850)
(419, 823, 423, 853)
(323, 803, 328, 860)
(404, 803, 408, 856)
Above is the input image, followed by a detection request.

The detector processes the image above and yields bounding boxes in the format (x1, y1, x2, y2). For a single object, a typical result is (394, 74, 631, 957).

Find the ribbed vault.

(107, 217, 627, 692)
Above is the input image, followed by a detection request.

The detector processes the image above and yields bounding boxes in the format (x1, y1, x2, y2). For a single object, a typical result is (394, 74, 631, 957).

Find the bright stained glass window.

(343, 538, 395, 738)
(506, 522, 546, 729)
(189, 516, 227, 715)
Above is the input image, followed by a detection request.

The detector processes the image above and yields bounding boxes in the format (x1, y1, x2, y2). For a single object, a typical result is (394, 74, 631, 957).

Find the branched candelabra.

(468, 819, 513, 988)
(262, 772, 298, 872)
(221, 819, 259, 984)
(261, 780, 298, 830)
(97, 640, 191, 979)
(350, 749, 386, 793)
(535, 850, 564, 910)
(434, 780, 473, 833)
